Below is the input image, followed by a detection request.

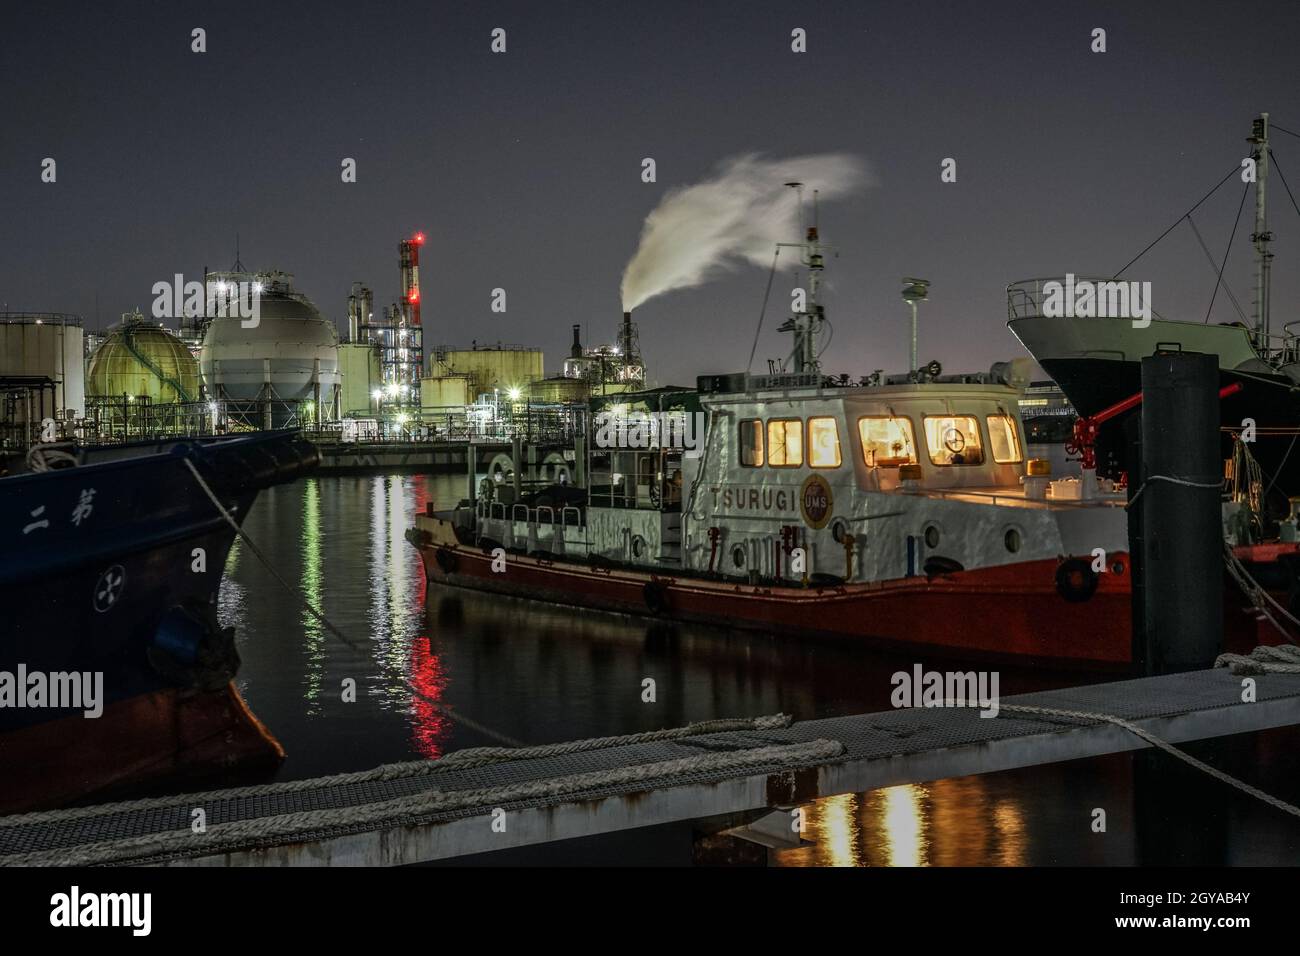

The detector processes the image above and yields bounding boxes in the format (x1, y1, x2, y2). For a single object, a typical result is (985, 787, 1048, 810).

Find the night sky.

(3, 0, 1299, 385)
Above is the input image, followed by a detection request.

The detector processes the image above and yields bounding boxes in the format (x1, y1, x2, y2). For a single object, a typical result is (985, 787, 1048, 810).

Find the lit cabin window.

(767, 419, 803, 467)
(987, 414, 1023, 463)
(739, 419, 764, 466)
(858, 417, 918, 468)
(923, 415, 985, 466)
(807, 417, 842, 468)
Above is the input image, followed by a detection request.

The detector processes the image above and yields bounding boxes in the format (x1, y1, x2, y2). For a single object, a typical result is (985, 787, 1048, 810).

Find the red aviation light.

(408, 289, 421, 303)
(412, 232, 426, 245)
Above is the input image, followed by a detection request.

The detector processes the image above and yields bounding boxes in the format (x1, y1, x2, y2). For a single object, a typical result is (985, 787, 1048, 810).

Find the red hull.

(413, 535, 1280, 670)
(0, 683, 283, 815)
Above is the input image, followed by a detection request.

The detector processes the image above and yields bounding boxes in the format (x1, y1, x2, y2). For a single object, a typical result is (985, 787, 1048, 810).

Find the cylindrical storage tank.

(0, 314, 85, 421)
(528, 376, 591, 403)
(199, 272, 340, 426)
(439, 347, 544, 394)
(87, 313, 199, 404)
(420, 374, 472, 408)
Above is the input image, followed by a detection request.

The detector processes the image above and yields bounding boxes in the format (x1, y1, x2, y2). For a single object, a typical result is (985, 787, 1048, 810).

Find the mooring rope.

(0, 713, 795, 829)
(2, 737, 844, 867)
(1125, 473, 1225, 511)
(997, 698, 1300, 821)
(1222, 542, 1300, 645)
(183, 457, 526, 748)
(1213, 643, 1300, 675)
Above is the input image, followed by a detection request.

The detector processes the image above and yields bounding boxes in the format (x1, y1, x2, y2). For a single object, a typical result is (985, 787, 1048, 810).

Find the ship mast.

(776, 184, 829, 375)
(1249, 112, 1273, 342)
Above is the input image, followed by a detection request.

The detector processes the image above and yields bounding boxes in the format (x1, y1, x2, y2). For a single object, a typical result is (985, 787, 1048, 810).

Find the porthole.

(924, 525, 941, 549)
(631, 535, 646, 559)
(831, 518, 850, 544)
(1004, 528, 1021, 553)
(1111, 560, 1126, 575)
(731, 544, 747, 569)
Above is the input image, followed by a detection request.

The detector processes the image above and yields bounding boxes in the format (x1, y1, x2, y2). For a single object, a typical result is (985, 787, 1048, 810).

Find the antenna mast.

(1249, 113, 1273, 342)
(776, 181, 829, 374)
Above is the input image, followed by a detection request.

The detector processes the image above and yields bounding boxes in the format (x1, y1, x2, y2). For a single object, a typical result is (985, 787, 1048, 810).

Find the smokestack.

(622, 310, 632, 353)
(570, 324, 583, 358)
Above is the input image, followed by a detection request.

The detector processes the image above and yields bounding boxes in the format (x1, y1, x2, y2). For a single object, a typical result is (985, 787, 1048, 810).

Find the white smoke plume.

(620, 152, 871, 311)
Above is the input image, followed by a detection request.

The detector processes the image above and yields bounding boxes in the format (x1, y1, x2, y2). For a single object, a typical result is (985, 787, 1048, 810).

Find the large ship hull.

(0, 432, 317, 812)
(1009, 315, 1300, 487)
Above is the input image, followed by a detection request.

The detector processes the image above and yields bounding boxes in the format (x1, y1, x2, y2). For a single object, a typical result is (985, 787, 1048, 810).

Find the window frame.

(856, 414, 920, 469)
(806, 415, 843, 469)
(921, 414, 987, 467)
(738, 418, 764, 468)
(766, 418, 804, 468)
(985, 413, 1024, 464)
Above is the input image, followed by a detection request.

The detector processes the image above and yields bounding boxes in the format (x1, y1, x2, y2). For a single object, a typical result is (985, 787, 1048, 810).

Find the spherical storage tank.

(87, 310, 199, 403)
(199, 271, 340, 422)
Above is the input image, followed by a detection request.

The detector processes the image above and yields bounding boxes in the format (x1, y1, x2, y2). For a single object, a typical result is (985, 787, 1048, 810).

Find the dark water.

(220, 474, 1300, 866)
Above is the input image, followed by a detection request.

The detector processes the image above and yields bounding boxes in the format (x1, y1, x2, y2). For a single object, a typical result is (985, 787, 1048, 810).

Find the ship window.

(808, 417, 842, 468)
(739, 419, 764, 467)
(858, 416, 918, 468)
(923, 415, 985, 465)
(767, 419, 803, 467)
(987, 414, 1023, 463)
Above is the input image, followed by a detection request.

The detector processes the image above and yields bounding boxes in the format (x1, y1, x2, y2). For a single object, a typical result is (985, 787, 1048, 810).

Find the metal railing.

(1006, 277, 1169, 323)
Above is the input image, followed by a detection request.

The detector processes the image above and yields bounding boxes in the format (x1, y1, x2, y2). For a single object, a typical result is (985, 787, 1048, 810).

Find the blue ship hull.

(0, 431, 317, 811)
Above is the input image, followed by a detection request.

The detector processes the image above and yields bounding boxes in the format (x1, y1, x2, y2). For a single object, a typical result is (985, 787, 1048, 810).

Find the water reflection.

(218, 473, 1300, 865)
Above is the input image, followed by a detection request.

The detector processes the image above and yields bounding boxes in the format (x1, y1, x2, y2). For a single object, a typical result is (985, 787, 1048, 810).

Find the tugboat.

(401, 217, 1147, 668)
(0, 430, 317, 812)
(408, 210, 1300, 669)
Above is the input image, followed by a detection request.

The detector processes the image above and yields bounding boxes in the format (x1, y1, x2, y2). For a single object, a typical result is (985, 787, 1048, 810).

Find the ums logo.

(799, 474, 833, 529)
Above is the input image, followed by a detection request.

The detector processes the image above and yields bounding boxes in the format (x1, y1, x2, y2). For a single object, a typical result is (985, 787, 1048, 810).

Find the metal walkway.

(3, 668, 1299, 866)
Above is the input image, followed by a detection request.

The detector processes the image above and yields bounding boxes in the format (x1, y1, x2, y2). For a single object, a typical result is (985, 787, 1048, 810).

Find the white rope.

(998, 701, 1300, 820)
(1126, 473, 1224, 510)
(2, 737, 844, 867)
(1214, 643, 1300, 675)
(0, 713, 794, 829)
(1222, 542, 1300, 645)
(25, 442, 78, 472)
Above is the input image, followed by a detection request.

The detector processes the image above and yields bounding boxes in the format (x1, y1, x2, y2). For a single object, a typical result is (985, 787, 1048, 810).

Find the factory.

(0, 231, 650, 450)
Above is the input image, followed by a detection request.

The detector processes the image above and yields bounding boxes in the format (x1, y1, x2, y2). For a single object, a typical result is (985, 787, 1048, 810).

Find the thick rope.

(997, 701, 1300, 820)
(2, 738, 844, 867)
(1214, 643, 1300, 675)
(0, 713, 794, 829)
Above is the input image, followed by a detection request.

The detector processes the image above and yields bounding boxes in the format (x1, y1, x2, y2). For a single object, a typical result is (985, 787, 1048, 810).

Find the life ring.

(435, 547, 459, 574)
(643, 580, 669, 615)
(1055, 557, 1099, 603)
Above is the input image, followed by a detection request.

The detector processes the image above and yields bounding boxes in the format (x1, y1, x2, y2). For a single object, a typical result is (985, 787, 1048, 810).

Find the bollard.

(1136, 351, 1223, 673)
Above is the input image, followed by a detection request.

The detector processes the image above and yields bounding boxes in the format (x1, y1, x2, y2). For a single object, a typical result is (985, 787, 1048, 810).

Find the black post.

(1137, 351, 1223, 674)
(1125, 412, 1146, 675)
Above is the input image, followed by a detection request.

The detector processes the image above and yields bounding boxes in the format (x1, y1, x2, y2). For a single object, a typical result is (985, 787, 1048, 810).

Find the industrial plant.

(0, 231, 648, 455)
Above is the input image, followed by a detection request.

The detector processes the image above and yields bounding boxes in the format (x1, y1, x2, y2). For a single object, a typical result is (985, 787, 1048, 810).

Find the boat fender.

(1055, 557, 1099, 603)
(435, 547, 459, 574)
(147, 601, 240, 692)
(643, 580, 670, 615)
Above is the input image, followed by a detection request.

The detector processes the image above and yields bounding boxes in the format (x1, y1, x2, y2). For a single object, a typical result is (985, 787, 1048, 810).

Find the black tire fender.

(435, 547, 459, 575)
(643, 579, 669, 615)
(1055, 556, 1099, 603)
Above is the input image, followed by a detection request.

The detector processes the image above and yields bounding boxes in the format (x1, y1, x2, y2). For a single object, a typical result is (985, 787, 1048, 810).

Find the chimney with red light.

(400, 232, 424, 327)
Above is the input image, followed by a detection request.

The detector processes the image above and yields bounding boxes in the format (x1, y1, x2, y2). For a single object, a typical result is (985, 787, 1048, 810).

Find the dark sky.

(3, 0, 1299, 385)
